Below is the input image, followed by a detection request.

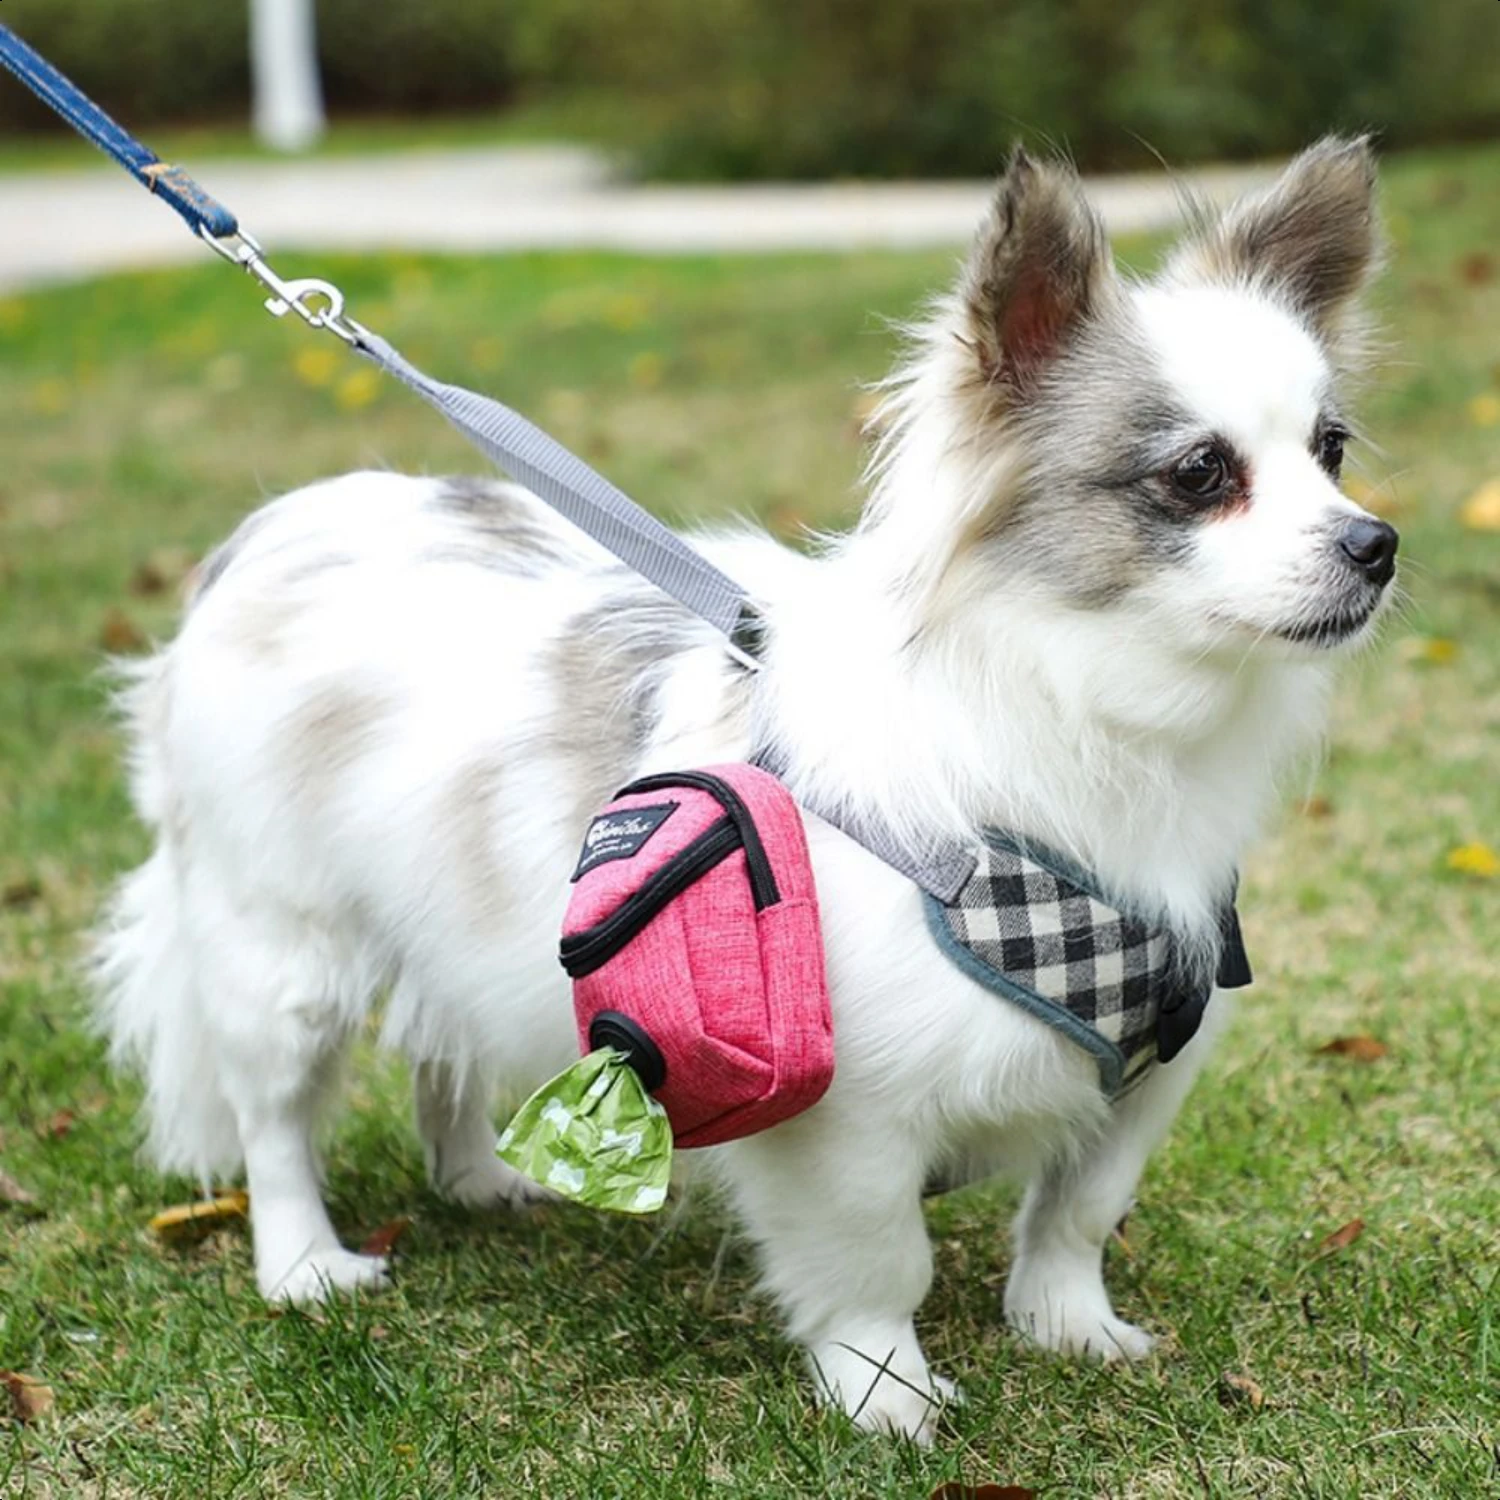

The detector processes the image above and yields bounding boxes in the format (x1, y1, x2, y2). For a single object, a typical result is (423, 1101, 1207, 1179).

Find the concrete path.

(0, 144, 1273, 293)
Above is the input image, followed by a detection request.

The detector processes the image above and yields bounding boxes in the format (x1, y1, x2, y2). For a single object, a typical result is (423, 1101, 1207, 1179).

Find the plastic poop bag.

(497, 1047, 671, 1215)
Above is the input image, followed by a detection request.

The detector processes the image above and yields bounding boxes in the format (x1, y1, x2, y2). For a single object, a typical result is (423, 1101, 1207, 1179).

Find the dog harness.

(925, 832, 1252, 1096)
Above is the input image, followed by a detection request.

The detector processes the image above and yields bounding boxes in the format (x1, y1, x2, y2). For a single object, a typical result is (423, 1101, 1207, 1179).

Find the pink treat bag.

(560, 764, 834, 1147)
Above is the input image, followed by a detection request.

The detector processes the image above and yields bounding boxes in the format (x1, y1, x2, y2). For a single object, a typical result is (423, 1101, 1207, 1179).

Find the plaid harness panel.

(924, 836, 1182, 1095)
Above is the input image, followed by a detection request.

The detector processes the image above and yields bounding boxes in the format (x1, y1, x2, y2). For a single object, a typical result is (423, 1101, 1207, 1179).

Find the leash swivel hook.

(199, 226, 365, 345)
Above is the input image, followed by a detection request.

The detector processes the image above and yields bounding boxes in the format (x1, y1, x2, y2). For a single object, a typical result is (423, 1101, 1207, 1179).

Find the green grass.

(0, 95, 631, 176)
(2, 144, 1498, 1499)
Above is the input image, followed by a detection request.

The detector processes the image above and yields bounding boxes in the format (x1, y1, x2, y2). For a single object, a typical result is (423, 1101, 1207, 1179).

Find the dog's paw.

(436, 1154, 555, 1210)
(1004, 1287, 1156, 1362)
(264, 1249, 391, 1305)
(811, 1340, 959, 1444)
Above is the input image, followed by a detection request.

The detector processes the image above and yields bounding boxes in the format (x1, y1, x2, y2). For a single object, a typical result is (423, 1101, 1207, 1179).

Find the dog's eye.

(1171, 447, 1232, 502)
(1317, 427, 1347, 479)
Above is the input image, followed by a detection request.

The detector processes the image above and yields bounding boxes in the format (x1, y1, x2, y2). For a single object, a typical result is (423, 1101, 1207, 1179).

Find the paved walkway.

(0, 145, 1272, 293)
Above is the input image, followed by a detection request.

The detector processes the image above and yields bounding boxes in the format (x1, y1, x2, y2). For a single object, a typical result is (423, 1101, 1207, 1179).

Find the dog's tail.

(92, 658, 241, 1187)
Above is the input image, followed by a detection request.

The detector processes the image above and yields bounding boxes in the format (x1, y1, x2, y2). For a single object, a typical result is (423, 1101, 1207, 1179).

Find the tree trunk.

(250, 0, 325, 152)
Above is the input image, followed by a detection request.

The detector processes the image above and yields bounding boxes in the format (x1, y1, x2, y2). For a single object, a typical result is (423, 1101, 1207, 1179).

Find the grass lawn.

(0, 97, 634, 176)
(1, 143, 1497, 1499)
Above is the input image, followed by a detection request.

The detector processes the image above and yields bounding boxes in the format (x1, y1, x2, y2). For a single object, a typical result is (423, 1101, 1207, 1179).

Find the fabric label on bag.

(572, 802, 678, 880)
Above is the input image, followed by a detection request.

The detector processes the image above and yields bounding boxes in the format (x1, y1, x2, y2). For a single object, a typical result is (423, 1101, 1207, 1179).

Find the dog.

(94, 137, 1394, 1441)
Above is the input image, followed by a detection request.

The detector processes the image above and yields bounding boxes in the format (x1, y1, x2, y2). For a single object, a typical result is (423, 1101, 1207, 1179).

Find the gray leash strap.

(353, 329, 757, 646)
(359, 324, 976, 901)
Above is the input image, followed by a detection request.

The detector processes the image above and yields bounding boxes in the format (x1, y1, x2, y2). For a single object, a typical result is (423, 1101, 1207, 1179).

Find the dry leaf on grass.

(1458, 252, 1495, 285)
(1460, 480, 1500, 531)
(99, 607, 147, 653)
(1217, 1371, 1265, 1409)
(929, 1485, 1037, 1500)
(359, 1218, 412, 1258)
(1300, 795, 1335, 819)
(40, 1109, 75, 1141)
(1446, 842, 1499, 879)
(2, 1372, 54, 1424)
(1316, 1035, 1388, 1062)
(129, 547, 197, 598)
(0, 1169, 38, 1208)
(1, 876, 42, 909)
(149, 1190, 249, 1244)
(1318, 1219, 1366, 1254)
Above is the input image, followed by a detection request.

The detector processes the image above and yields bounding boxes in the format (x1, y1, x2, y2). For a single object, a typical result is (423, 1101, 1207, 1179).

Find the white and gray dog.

(96, 138, 1395, 1439)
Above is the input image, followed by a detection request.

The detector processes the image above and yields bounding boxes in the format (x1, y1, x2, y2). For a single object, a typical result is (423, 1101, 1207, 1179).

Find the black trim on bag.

(559, 816, 741, 978)
(615, 771, 780, 910)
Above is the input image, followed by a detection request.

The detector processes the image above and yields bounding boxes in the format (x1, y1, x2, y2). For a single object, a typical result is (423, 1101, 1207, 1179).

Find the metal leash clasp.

(199, 226, 365, 345)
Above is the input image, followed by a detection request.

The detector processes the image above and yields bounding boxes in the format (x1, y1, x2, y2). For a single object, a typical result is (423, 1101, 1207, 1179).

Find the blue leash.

(0, 22, 237, 239)
(0, 19, 979, 903)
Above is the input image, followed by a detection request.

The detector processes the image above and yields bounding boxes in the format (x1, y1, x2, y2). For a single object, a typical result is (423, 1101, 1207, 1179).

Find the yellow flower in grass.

(1469, 393, 1500, 428)
(293, 346, 339, 388)
(1446, 842, 1499, 879)
(469, 336, 505, 372)
(28, 378, 69, 415)
(0, 299, 26, 334)
(1460, 480, 1500, 531)
(628, 351, 665, 389)
(334, 368, 381, 411)
(604, 294, 651, 332)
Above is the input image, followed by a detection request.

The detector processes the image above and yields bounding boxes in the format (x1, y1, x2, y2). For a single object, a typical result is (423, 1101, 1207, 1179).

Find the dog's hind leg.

(1003, 1004, 1228, 1360)
(719, 1116, 954, 1443)
(413, 1059, 548, 1208)
(191, 890, 389, 1305)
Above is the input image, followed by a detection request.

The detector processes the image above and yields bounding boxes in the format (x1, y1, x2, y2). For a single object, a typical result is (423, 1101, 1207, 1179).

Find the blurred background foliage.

(2, 0, 1497, 177)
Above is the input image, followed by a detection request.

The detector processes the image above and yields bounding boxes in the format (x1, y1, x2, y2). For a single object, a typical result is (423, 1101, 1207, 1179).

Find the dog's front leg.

(719, 1118, 953, 1443)
(1003, 1002, 1228, 1360)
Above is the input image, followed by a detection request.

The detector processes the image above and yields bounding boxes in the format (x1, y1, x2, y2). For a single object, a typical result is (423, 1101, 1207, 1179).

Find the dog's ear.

(960, 148, 1116, 397)
(1173, 136, 1380, 344)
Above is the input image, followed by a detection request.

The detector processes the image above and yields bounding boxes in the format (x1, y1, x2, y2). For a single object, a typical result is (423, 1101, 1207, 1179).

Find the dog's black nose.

(1339, 517, 1399, 585)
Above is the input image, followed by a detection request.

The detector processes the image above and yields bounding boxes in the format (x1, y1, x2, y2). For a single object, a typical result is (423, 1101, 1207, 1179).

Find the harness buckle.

(198, 227, 365, 345)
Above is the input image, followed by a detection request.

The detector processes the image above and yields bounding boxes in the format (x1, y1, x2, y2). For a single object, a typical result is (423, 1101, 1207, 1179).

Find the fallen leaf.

(1316, 1035, 1388, 1062)
(929, 1487, 1036, 1500)
(1458, 252, 1494, 285)
(0, 1169, 38, 1208)
(1, 876, 42, 909)
(41, 1109, 74, 1141)
(1470, 393, 1500, 428)
(2, 1372, 54, 1423)
(1300, 795, 1335, 819)
(129, 547, 196, 597)
(1319, 1218, 1365, 1254)
(1460, 480, 1500, 531)
(149, 1190, 249, 1244)
(99, 608, 147, 653)
(359, 1218, 412, 1258)
(1217, 1371, 1265, 1409)
(1447, 842, 1499, 879)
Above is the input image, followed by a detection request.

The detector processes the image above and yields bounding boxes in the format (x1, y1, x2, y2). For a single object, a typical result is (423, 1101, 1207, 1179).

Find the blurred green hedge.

(2, 0, 1496, 176)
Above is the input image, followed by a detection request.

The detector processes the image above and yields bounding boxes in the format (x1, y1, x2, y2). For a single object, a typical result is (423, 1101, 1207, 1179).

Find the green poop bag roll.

(497, 1049, 672, 1215)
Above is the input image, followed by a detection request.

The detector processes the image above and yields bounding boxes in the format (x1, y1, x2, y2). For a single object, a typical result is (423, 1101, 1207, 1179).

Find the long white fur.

(93, 146, 1390, 1442)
